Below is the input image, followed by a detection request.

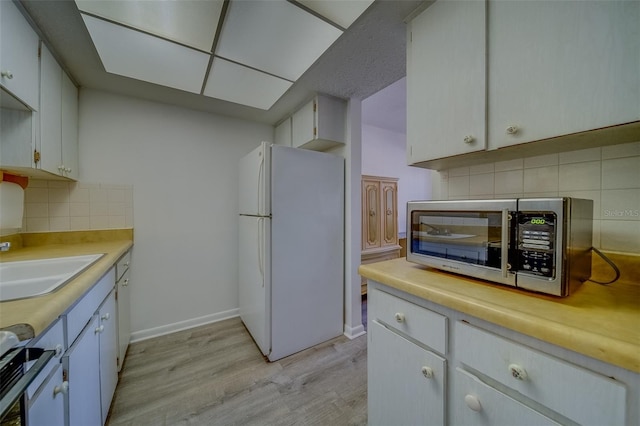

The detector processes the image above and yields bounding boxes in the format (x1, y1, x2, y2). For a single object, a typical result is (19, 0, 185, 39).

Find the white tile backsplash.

(22, 180, 133, 233)
(559, 147, 601, 164)
(440, 141, 640, 253)
(558, 161, 601, 191)
(602, 157, 640, 190)
(524, 166, 559, 193)
(495, 170, 523, 195)
(602, 141, 640, 159)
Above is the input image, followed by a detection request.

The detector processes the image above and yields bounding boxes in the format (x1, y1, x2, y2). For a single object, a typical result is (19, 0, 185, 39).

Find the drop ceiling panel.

(82, 14, 210, 94)
(297, 0, 375, 29)
(75, 0, 223, 52)
(216, 0, 343, 82)
(203, 58, 293, 110)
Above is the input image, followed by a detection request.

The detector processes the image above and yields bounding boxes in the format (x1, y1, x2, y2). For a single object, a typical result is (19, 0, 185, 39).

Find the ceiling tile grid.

(76, 0, 375, 111)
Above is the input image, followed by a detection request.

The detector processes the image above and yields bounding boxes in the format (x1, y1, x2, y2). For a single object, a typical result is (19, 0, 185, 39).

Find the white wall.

(361, 124, 431, 234)
(78, 89, 272, 340)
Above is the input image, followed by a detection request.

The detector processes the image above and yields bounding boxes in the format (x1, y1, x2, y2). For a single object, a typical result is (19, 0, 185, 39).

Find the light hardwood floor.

(107, 318, 367, 426)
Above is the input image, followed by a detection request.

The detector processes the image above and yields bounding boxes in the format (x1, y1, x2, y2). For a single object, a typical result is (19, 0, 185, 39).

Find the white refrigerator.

(238, 141, 344, 361)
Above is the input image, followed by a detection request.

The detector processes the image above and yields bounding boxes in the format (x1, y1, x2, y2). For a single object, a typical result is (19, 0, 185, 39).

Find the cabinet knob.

(386, 209, 392, 215)
(508, 363, 528, 381)
(1, 70, 13, 80)
(65, 167, 72, 173)
(95, 325, 104, 334)
(54, 344, 64, 357)
(122, 279, 129, 287)
(394, 312, 405, 323)
(464, 394, 482, 412)
(505, 125, 519, 135)
(124, 261, 130, 268)
(369, 210, 376, 217)
(54, 381, 69, 396)
(101, 312, 111, 321)
(58, 165, 65, 171)
(463, 135, 475, 144)
(421, 366, 433, 379)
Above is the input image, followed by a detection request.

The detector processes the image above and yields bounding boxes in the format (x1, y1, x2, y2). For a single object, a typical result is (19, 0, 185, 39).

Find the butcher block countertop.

(359, 252, 640, 373)
(0, 230, 133, 340)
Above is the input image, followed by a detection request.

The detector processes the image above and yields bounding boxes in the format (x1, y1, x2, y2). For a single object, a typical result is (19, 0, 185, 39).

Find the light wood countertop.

(0, 235, 133, 340)
(359, 255, 640, 373)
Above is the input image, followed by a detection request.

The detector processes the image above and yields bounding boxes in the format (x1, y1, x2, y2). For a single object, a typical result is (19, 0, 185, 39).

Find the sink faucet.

(0, 242, 10, 252)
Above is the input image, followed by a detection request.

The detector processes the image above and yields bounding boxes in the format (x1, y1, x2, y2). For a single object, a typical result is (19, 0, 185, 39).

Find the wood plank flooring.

(107, 317, 367, 426)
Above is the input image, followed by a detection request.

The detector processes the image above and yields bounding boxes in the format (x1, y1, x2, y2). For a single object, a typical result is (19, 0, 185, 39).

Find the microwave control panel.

(516, 212, 556, 278)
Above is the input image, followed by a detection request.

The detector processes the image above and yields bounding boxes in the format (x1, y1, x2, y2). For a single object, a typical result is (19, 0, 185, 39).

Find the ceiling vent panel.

(296, 0, 375, 29)
(75, 0, 223, 52)
(203, 58, 293, 110)
(81, 14, 210, 94)
(215, 0, 343, 82)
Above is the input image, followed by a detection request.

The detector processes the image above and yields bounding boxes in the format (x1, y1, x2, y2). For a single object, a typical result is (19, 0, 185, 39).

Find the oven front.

(0, 347, 54, 426)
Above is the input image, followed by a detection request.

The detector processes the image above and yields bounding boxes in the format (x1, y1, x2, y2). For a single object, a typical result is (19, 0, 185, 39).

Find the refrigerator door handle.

(258, 151, 264, 214)
(258, 217, 264, 286)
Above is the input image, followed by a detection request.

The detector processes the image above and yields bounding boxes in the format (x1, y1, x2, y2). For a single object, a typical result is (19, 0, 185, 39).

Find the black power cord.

(587, 247, 621, 285)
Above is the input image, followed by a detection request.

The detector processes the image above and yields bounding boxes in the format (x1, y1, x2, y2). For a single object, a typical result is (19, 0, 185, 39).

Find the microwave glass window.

(410, 211, 504, 267)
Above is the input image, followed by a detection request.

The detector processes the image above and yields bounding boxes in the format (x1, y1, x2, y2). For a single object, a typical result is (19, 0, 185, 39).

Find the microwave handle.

(501, 209, 510, 278)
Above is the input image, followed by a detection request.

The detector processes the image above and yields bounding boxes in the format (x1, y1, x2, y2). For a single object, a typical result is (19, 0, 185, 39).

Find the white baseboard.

(130, 308, 240, 343)
(343, 323, 366, 339)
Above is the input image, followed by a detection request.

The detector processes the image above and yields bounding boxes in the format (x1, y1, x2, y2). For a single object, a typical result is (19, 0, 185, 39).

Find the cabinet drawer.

(455, 321, 626, 425)
(63, 267, 115, 347)
(116, 251, 131, 282)
(371, 288, 447, 354)
(453, 368, 559, 426)
(26, 319, 64, 398)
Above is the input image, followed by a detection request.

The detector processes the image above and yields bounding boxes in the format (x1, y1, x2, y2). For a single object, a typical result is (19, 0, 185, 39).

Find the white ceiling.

(17, 0, 423, 126)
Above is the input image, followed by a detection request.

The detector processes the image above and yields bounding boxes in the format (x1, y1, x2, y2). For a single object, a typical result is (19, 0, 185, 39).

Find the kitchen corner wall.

(362, 124, 431, 234)
(22, 180, 133, 232)
(431, 141, 640, 253)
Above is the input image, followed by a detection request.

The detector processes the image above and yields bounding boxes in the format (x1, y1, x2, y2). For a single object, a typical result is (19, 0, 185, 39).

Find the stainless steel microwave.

(407, 198, 593, 296)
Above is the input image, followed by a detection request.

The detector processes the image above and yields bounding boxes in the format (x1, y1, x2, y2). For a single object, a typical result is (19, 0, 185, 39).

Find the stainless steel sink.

(0, 254, 104, 302)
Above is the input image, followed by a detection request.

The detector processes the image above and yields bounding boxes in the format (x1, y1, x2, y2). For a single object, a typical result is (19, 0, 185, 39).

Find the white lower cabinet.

(368, 321, 446, 426)
(367, 282, 637, 425)
(98, 290, 118, 424)
(26, 364, 66, 426)
(64, 315, 102, 426)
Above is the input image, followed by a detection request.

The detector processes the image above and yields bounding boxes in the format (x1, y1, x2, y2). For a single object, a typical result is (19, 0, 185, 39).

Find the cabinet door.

(27, 363, 66, 426)
(368, 321, 446, 426)
(38, 43, 63, 176)
(362, 179, 380, 250)
(274, 117, 292, 147)
(0, 0, 39, 110)
(291, 99, 315, 148)
(64, 315, 102, 426)
(98, 290, 118, 424)
(407, 0, 486, 164)
(380, 181, 398, 247)
(488, 0, 640, 149)
(61, 72, 78, 180)
(117, 268, 131, 372)
(452, 368, 560, 426)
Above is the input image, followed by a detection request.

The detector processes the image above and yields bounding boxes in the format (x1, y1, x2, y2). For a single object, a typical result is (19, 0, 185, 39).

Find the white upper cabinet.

(38, 42, 79, 180)
(274, 116, 292, 147)
(0, 0, 39, 110)
(291, 94, 346, 151)
(488, 0, 640, 149)
(407, 0, 486, 165)
(61, 71, 79, 180)
(39, 43, 63, 176)
(407, 0, 640, 167)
